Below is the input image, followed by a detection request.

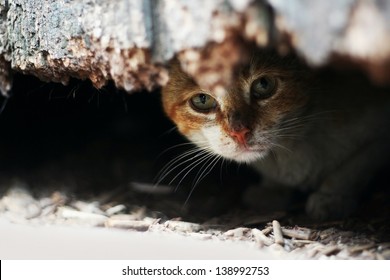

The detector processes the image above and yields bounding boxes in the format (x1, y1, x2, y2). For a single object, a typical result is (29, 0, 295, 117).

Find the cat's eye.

(250, 76, 276, 99)
(190, 93, 217, 113)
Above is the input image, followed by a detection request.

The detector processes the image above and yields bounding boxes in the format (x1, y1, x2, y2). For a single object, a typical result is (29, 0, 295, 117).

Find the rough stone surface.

(1, 0, 390, 95)
(269, 0, 390, 83)
(0, 0, 256, 95)
(1, 185, 388, 259)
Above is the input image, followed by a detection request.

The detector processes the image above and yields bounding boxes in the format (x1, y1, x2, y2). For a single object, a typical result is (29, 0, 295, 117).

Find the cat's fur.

(162, 50, 390, 220)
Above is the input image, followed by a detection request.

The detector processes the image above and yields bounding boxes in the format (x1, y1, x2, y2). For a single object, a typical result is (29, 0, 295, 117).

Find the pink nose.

(229, 128, 250, 145)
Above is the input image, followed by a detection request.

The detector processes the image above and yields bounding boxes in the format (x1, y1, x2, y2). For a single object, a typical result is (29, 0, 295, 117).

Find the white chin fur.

(217, 149, 268, 163)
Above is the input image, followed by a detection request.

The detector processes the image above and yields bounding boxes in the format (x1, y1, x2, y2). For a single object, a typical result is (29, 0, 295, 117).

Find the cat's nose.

(229, 128, 250, 145)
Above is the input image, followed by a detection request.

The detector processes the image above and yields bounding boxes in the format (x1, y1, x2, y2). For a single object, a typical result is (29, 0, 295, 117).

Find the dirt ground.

(0, 74, 389, 260)
(0, 180, 389, 259)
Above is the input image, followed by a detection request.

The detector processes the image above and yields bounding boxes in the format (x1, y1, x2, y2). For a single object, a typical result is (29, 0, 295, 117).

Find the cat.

(161, 49, 390, 220)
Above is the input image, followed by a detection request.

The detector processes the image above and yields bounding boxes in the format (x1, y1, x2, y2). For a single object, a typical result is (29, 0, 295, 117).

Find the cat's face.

(162, 52, 310, 163)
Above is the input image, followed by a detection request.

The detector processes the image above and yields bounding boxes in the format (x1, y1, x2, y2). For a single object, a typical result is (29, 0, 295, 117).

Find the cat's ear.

(166, 57, 181, 71)
(166, 57, 197, 86)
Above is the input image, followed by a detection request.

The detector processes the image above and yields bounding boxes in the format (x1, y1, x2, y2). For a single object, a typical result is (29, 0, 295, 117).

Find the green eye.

(190, 93, 217, 113)
(250, 76, 276, 99)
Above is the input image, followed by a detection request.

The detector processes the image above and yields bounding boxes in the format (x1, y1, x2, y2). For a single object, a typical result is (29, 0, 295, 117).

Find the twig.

(281, 227, 314, 240)
(252, 228, 273, 246)
(321, 245, 341, 256)
(105, 219, 153, 231)
(272, 220, 284, 246)
(164, 220, 202, 232)
(348, 243, 376, 254)
(105, 204, 126, 216)
(262, 226, 273, 235)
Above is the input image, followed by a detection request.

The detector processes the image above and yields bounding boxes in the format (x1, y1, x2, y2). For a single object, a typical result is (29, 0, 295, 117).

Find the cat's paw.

(306, 192, 358, 220)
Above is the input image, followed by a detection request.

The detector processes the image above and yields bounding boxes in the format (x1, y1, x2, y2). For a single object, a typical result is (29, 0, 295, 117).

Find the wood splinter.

(281, 227, 314, 240)
(272, 220, 284, 246)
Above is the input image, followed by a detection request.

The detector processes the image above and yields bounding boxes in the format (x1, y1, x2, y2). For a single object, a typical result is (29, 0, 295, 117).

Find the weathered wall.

(269, 0, 390, 83)
(1, 0, 390, 96)
(0, 0, 257, 95)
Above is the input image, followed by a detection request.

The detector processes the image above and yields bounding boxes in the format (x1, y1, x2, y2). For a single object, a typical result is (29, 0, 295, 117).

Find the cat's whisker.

(269, 142, 293, 154)
(184, 154, 221, 205)
(282, 110, 336, 123)
(219, 157, 228, 183)
(158, 140, 210, 155)
(156, 147, 202, 176)
(276, 111, 336, 131)
(157, 126, 178, 138)
(278, 121, 314, 131)
(190, 155, 214, 187)
(155, 139, 216, 188)
(171, 152, 215, 190)
(270, 147, 278, 162)
(275, 135, 301, 140)
(180, 155, 215, 193)
(158, 150, 206, 178)
(272, 131, 303, 139)
(175, 152, 215, 184)
(268, 129, 304, 138)
(192, 154, 221, 189)
(269, 121, 314, 139)
(191, 141, 214, 150)
(154, 148, 208, 186)
(155, 142, 200, 160)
